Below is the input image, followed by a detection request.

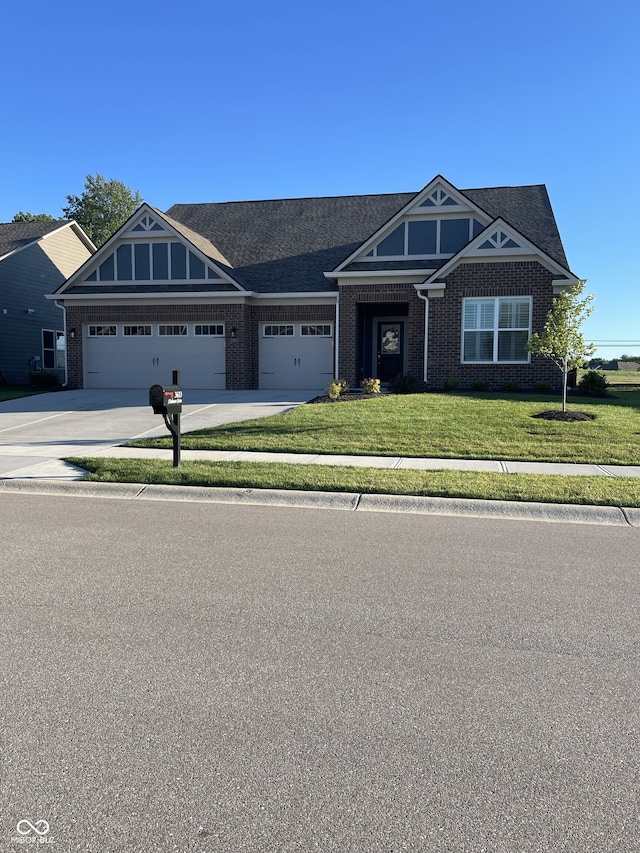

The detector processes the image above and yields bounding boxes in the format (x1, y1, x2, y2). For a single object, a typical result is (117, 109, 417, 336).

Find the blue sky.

(2, 0, 638, 357)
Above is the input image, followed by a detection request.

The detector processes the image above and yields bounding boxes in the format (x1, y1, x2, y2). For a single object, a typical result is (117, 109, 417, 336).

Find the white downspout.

(334, 297, 340, 380)
(416, 290, 428, 384)
(54, 300, 69, 388)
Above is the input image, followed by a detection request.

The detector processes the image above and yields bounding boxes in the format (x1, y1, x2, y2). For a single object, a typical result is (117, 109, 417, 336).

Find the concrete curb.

(0, 478, 636, 526)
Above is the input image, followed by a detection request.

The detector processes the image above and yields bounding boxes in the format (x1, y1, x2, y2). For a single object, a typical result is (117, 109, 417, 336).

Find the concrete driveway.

(0, 388, 318, 479)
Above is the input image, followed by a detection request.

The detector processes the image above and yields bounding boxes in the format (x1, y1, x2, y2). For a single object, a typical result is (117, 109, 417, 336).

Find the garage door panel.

(84, 325, 226, 389)
(259, 325, 333, 389)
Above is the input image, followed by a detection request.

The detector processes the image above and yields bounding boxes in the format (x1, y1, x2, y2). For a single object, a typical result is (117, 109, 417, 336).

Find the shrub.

(30, 370, 61, 388)
(532, 381, 551, 394)
(501, 380, 519, 393)
(326, 380, 343, 401)
(360, 377, 381, 394)
(443, 378, 460, 391)
(578, 370, 609, 397)
(471, 380, 489, 392)
(326, 378, 350, 400)
(388, 374, 418, 394)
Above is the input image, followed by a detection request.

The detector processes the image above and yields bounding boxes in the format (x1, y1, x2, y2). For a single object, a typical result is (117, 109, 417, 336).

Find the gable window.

(370, 218, 485, 258)
(462, 297, 531, 363)
(134, 243, 151, 280)
(440, 219, 473, 254)
(171, 243, 187, 279)
(408, 220, 437, 254)
(153, 243, 169, 280)
(85, 241, 221, 283)
(117, 245, 132, 280)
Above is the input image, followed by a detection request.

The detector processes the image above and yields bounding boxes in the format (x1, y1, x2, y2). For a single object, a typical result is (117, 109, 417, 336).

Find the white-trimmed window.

(263, 325, 294, 336)
(42, 330, 65, 369)
(195, 324, 224, 336)
(159, 325, 187, 336)
(301, 324, 332, 336)
(124, 325, 152, 336)
(88, 325, 117, 337)
(462, 297, 531, 363)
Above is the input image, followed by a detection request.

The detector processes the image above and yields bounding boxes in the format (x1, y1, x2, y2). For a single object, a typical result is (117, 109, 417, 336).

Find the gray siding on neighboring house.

(0, 228, 93, 384)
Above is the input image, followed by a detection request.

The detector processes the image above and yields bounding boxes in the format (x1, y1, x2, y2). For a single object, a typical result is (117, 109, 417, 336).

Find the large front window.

(462, 297, 531, 363)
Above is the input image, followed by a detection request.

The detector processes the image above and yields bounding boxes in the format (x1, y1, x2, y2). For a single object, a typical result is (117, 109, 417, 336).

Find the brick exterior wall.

(64, 262, 558, 391)
(338, 283, 425, 387)
(65, 302, 335, 389)
(427, 261, 559, 390)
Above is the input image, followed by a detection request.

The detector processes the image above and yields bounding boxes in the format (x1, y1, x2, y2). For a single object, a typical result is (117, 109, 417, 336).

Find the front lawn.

(0, 386, 46, 403)
(132, 390, 640, 466)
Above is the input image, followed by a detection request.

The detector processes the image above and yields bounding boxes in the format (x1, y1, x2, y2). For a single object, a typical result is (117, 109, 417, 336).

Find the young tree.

(62, 173, 143, 247)
(527, 281, 595, 412)
(12, 211, 55, 222)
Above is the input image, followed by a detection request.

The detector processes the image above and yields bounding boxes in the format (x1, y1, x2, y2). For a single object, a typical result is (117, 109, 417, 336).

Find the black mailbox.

(149, 383, 183, 415)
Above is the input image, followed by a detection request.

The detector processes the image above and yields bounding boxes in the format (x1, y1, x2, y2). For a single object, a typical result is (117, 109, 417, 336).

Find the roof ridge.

(168, 190, 417, 208)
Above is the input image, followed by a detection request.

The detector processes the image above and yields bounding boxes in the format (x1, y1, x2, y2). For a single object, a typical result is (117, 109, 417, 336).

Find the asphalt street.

(2, 493, 639, 852)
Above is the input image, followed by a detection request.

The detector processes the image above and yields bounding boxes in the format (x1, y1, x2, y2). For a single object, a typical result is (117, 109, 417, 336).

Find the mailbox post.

(149, 369, 182, 467)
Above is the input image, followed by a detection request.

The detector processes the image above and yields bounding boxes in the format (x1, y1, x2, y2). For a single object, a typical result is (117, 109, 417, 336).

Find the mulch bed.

(532, 410, 595, 422)
(308, 393, 381, 404)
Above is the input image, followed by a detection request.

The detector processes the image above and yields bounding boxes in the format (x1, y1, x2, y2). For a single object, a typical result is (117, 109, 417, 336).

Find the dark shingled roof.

(166, 185, 570, 294)
(0, 220, 70, 259)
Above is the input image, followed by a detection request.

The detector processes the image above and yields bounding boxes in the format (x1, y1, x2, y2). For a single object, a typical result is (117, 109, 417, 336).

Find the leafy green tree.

(527, 281, 595, 412)
(62, 173, 142, 247)
(12, 211, 55, 222)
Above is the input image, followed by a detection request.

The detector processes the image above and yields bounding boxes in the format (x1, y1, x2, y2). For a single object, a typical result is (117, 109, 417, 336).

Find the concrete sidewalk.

(3, 444, 639, 481)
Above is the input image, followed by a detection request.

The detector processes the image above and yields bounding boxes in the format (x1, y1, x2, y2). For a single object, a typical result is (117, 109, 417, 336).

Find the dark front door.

(377, 321, 403, 381)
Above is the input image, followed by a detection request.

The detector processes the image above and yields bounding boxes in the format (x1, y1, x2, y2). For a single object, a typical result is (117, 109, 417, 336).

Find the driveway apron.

(0, 389, 316, 479)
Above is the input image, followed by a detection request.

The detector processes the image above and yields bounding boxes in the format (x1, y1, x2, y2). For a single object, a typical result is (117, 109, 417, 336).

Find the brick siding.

(64, 262, 559, 391)
(65, 302, 335, 389)
(427, 261, 559, 390)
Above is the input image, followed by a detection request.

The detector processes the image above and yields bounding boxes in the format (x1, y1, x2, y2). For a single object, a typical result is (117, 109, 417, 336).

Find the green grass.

(0, 386, 46, 402)
(579, 369, 640, 387)
(66, 457, 640, 508)
(131, 390, 640, 466)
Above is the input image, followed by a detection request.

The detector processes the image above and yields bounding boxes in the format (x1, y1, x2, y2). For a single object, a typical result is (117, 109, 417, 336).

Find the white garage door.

(84, 323, 226, 389)
(259, 323, 334, 389)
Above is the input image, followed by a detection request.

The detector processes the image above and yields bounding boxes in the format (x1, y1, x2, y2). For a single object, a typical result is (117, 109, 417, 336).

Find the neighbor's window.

(42, 330, 65, 369)
(463, 297, 531, 363)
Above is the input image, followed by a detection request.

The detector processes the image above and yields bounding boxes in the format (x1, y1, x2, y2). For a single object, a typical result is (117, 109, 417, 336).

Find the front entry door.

(377, 321, 403, 381)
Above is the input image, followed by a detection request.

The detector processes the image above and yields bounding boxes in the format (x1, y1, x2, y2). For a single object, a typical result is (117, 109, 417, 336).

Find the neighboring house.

(52, 175, 582, 391)
(0, 221, 95, 384)
(616, 362, 639, 372)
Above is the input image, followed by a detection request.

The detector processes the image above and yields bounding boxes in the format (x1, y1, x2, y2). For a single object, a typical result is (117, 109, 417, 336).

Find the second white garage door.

(84, 323, 226, 389)
(259, 323, 334, 389)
